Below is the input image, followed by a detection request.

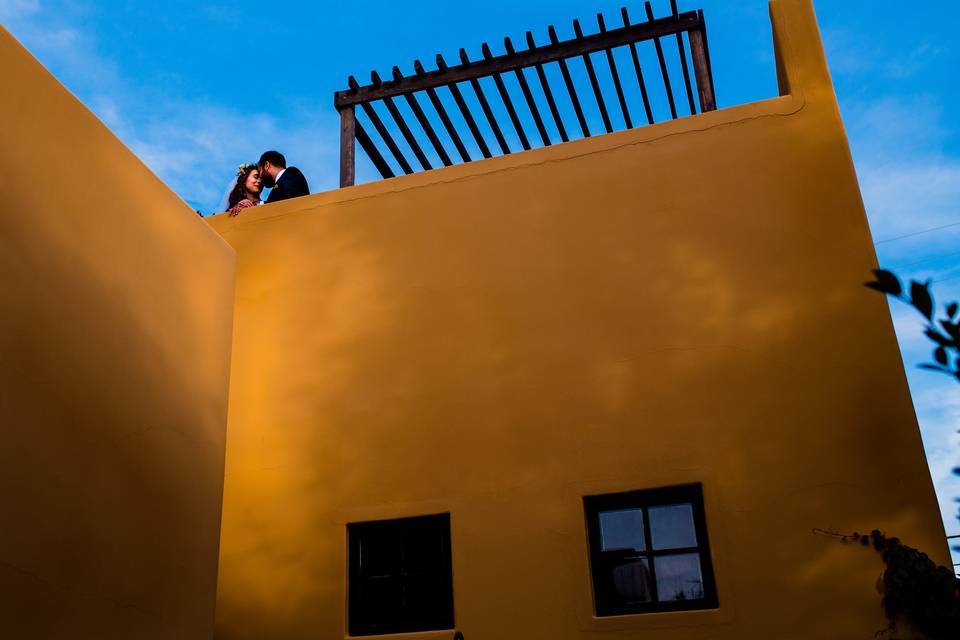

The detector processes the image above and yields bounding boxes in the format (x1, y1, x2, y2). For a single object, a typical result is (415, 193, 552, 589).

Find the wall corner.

(768, 0, 836, 103)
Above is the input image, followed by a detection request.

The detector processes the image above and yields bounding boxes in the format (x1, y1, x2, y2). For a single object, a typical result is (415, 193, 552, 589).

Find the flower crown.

(236, 163, 257, 178)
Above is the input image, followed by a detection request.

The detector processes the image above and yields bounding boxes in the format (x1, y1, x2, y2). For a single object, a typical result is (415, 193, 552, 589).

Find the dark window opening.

(584, 483, 718, 616)
(348, 513, 454, 636)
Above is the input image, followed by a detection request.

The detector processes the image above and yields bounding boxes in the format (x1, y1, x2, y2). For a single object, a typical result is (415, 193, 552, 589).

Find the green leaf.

(935, 346, 948, 366)
(910, 280, 934, 320)
(919, 363, 949, 373)
(948, 302, 958, 319)
(865, 269, 902, 296)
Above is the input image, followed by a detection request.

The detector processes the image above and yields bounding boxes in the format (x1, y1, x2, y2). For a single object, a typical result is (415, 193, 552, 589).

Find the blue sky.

(2, 0, 959, 560)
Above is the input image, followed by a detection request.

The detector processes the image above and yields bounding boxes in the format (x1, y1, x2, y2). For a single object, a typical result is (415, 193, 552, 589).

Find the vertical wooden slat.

(573, 19, 613, 134)
(374, 70, 433, 171)
(645, 1, 677, 120)
(414, 60, 469, 163)
(526, 31, 569, 142)
(671, 0, 697, 115)
(350, 76, 413, 174)
(482, 42, 531, 151)
(548, 25, 590, 138)
(339, 105, 356, 187)
(396, 66, 452, 167)
(597, 13, 631, 129)
(355, 120, 395, 179)
(688, 27, 716, 112)
(504, 37, 551, 146)
(622, 7, 654, 125)
(460, 48, 511, 154)
(437, 54, 493, 158)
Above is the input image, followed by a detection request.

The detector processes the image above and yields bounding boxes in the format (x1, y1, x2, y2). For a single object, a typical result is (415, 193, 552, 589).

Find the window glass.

(599, 508, 646, 552)
(584, 484, 717, 616)
(402, 526, 445, 572)
(609, 558, 654, 603)
(654, 553, 705, 601)
(348, 514, 454, 636)
(649, 503, 697, 550)
(404, 573, 447, 620)
(360, 576, 403, 624)
(358, 535, 401, 577)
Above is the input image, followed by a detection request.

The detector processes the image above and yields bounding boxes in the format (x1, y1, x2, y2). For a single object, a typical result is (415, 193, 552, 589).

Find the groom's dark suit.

(266, 167, 310, 203)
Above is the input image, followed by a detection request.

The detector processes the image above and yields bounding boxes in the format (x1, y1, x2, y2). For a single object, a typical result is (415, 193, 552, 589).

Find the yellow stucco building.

(0, 1, 950, 639)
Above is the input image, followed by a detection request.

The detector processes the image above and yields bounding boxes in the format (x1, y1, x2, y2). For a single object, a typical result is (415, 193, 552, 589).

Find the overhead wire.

(888, 250, 960, 271)
(874, 220, 960, 245)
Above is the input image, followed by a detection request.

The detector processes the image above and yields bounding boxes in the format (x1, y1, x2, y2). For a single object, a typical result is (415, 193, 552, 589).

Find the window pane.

(404, 573, 452, 628)
(610, 558, 654, 603)
(649, 503, 697, 550)
(348, 514, 453, 635)
(360, 576, 403, 626)
(358, 534, 402, 577)
(402, 526, 445, 573)
(599, 508, 646, 552)
(654, 553, 705, 601)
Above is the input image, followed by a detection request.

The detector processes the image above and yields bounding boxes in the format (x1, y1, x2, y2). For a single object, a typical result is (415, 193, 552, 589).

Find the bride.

(220, 164, 263, 216)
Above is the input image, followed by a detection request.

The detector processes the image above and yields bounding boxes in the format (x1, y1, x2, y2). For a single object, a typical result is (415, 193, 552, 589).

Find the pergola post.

(339, 105, 356, 187)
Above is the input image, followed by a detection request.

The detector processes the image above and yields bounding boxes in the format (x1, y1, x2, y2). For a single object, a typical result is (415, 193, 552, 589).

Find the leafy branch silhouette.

(865, 268, 960, 599)
(866, 269, 960, 381)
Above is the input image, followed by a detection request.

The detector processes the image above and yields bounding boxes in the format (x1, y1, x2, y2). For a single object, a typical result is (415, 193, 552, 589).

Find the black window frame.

(347, 513, 455, 636)
(584, 483, 718, 616)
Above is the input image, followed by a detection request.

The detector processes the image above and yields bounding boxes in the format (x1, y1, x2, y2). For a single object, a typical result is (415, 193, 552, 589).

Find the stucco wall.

(0, 25, 235, 639)
(209, 1, 946, 638)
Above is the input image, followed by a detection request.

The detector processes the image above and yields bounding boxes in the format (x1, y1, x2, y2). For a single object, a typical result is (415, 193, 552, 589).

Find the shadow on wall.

(0, 213, 229, 637)
(211, 0, 944, 636)
(0, 22, 234, 640)
(212, 118, 940, 638)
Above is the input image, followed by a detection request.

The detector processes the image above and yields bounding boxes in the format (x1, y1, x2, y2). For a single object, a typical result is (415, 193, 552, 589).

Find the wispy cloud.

(834, 37, 960, 541)
(117, 104, 336, 212)
(888, 285, 960, 543)
(845, 96, 948, 159)
(844, 96, 960, 261)
(3, 1, 338, 213)
(912, 383, 960, 533)
(823, 27, 943, 82)
(861, 163, 960, 240)
(0, 0, 39, 20)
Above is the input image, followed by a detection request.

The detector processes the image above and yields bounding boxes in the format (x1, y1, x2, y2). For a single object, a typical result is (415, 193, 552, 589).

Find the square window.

(584, 484, 718, 616)
(348, 514, 454, 636)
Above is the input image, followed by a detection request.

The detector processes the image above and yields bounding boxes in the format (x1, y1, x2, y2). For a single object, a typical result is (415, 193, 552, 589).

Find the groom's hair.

(258, 150, 286, 168)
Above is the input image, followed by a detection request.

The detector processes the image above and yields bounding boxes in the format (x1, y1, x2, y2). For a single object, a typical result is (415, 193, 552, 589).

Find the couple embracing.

(222, 150, 309, 216)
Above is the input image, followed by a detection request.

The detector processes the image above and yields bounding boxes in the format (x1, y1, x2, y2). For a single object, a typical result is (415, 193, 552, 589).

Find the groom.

(258, 150, 310, 203)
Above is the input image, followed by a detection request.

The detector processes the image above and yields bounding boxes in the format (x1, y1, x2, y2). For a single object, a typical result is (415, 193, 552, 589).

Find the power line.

(933, 272, 960, 284)
(874, 220, 960, 245)
(889, 250, 960, 270)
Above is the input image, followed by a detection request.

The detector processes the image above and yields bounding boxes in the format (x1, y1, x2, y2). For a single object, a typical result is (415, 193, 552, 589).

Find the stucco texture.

(207, 1, 946, 638)
(0, 25, 235, 640)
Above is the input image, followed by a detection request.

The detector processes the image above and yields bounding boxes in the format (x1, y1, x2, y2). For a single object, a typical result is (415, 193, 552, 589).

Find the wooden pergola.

(334, 1, 716, 187)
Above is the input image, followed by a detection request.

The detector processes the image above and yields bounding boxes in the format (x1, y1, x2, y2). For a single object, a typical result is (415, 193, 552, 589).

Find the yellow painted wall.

(209, 1, 946, 638)
(0, 25, 235, 639)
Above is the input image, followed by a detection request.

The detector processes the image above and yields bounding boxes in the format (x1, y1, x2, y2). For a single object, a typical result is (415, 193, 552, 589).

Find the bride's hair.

(228, 164, 259, 209)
